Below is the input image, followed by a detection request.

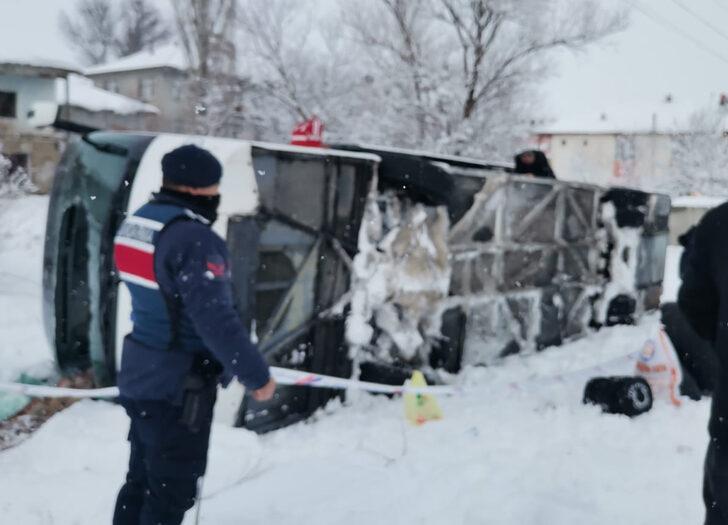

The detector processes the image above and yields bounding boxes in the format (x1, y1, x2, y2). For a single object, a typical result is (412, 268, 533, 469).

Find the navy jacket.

(115, 193, 270, 403)
(678, 203, 726, 439)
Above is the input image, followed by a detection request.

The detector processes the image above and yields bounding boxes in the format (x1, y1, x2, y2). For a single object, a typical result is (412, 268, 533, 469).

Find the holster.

(179, 355, 221, 433)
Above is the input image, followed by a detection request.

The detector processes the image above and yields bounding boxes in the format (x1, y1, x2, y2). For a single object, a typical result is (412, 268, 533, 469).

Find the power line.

(620, 0, 728, 67)
(668, 0, 728, 45)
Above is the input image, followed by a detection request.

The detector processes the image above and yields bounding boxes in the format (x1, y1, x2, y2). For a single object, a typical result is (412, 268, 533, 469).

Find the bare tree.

(343, 0, 437, 143)
(341, 0, 627, 157)
(238, 0, 312, 121)
(59, 0, 116, 65)
(172, 0, 237, 78)
(60, 0, 171, 64)
(116, 0, 172, 56)
(172, 0, 248, 136)
(436, 0, 625, 121)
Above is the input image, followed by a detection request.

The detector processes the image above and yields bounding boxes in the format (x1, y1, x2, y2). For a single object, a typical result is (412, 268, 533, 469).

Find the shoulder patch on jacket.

(205, 254, 229, 280)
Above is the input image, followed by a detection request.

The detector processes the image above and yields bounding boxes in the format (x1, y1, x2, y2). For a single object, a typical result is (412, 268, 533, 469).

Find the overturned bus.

(43, 132, 670, 432)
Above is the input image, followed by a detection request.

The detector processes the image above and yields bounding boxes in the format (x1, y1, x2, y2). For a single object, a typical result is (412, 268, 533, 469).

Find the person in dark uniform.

(513, 150, 556, 179)
(112, 144, 276, 525)
(678, 205, 728, 524)
(662, 225, 718, 400)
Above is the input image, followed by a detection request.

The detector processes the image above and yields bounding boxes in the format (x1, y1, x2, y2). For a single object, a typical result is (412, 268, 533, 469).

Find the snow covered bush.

(0, 153, 37, 198)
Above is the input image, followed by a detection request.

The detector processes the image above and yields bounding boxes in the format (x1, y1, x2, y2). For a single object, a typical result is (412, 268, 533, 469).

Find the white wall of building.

(539, 134, 616, 186)
(0, 74, 56, 130)
(537, 133, 674, 191)
(630, 135, 673, 190)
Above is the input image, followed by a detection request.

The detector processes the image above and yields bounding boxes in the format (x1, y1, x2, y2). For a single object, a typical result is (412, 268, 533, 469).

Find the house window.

(139, 78, 155, 100)
(0, 91, 17, 118)
(104, 80, 119, 93)
(172, 80, 183, 101)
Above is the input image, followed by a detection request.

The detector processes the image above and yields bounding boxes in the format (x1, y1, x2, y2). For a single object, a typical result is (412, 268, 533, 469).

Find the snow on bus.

(42, 132, 670, 432)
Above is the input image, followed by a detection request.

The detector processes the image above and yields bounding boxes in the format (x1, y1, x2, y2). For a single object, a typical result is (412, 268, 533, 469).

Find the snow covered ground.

(0, 196, 54, 382)
(0, 195, 709, 524)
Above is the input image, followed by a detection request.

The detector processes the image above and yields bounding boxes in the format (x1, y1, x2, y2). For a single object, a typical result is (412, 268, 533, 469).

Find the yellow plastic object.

(404, 371, 443, 425)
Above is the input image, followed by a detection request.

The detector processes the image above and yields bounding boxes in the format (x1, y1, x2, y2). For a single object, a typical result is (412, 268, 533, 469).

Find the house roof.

(0, 61, 79, 78)
(85, 43, 187, 76)
(57, 74, 159, 115)
(533, 94, 727, 135)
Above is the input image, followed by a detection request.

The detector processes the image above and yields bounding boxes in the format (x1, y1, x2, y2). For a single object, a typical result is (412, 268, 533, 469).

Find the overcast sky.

(544, 0, 728, 118)
(1, 0, 727, 122)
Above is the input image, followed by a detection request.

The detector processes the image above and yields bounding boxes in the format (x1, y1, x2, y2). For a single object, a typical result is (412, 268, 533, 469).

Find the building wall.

(538, 134, 616, 186)
(631, 134, 673, 190)
(536, 132, 674, 191)
(88, 68, 192, 133)
(0, 120, 62, 193)
(0, 75, 63, 192)
(0, 74, 56, 130)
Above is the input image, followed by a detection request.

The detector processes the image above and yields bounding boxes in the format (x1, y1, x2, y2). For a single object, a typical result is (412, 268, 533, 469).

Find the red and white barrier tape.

(0, 366, 458, 399)
(0, 383, 119, 399)
(0, 351, 639, 400)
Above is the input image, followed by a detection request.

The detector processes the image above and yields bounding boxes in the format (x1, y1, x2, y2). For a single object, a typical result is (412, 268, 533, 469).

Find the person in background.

(513, 150, 556, 179)
(678, 205, 728, 525)
(112, 144, 276, 525)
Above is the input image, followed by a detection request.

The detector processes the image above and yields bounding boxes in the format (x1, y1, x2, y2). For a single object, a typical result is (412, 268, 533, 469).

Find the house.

(85, 43, 252, 138)
(531, 95, 723, 191)
(0, 60, 158, 191)
(85, 44, 192, 134)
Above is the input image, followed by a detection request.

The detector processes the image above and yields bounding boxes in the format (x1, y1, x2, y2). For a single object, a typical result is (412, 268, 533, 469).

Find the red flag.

(290, 116, 324, 147)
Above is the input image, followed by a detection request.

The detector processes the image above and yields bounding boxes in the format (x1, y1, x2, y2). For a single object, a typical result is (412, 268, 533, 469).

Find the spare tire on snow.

(583, 376, 653, 417)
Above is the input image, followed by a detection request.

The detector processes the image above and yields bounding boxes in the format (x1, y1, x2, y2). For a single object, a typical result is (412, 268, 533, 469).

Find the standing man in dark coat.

(513, 150, 556, 179)
(112, 144, 276, 525)
(678, 203, 728, 524)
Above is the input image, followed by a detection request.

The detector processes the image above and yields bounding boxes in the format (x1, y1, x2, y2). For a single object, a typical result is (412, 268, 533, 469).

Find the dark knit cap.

(161, 144, 222, 188)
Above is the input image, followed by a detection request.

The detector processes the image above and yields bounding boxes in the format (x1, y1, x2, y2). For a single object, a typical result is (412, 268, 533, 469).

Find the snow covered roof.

(671, 195, 727, 209)
(0, 60, 78, 77)
(85, 44, 188, 76)
(534, 95, 726, 135)
(57, 74, 159, 115)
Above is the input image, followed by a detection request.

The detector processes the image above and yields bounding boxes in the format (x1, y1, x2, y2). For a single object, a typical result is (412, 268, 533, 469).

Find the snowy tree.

(172, 0, 251, 136)
(172, 0, 237, 78)
(59, 0, 116, 65)
(115, 0, 172, 57)
(60, 0, 171, 65)
(670, 108, 728, 196)
(233, 0, 625, 156)
(341, 0, 627, 158)
(236, 0, 366, 141)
